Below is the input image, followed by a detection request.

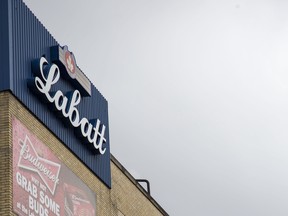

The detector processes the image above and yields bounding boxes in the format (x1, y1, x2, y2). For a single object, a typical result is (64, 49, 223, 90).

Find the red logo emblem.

(65, 52, 76, 78)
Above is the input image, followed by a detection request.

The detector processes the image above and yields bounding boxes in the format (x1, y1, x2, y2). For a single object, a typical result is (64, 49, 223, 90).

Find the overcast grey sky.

(23, 0, 288, 215)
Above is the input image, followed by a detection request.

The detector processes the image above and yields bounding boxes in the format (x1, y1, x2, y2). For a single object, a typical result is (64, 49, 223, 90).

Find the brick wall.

(0, 92, 12, 215)
(0, 91, 167, 216)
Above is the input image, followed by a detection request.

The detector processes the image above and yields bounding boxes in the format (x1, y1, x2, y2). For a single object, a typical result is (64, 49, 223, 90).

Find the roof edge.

(110, 154, 169, 216)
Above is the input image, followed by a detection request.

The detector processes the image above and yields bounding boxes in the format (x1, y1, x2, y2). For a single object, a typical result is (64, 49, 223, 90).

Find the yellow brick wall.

(0, 91, 166, 216)
(0, 92, 12, 216)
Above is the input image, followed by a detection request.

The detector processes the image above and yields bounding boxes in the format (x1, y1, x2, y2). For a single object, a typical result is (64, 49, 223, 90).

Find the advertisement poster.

(12, 117, 96, 216)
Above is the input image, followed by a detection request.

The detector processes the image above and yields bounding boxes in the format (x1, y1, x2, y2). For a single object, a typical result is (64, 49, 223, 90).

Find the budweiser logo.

(18, 135, 61, 195)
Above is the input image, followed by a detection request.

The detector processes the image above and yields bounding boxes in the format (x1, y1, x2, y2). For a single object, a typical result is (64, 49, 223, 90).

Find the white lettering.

(16, 172, 37, 198)
(19, 142, 60, 184)
(71, 195, 90, 204)
(40, 191, 60, 216)
(32, 57, 106, 154)
(29, 195, 49, 216)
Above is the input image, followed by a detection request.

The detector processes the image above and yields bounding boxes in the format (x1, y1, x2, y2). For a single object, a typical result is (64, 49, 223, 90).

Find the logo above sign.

(51, 46, 91, 96)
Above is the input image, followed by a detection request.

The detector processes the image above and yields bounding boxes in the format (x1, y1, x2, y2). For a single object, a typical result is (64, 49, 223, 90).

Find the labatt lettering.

(31, 57, 106, 154)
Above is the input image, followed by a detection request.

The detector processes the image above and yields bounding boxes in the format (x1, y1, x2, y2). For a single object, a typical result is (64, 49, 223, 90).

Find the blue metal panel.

(0, 0, 12, 91)
(1, 0, 111, 188)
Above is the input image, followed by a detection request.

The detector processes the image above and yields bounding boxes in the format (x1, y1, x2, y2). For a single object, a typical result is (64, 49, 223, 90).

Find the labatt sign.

(28, 46, 107, 154)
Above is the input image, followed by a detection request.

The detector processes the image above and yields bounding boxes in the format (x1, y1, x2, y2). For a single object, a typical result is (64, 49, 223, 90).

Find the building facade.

(0, 0, 168, 215)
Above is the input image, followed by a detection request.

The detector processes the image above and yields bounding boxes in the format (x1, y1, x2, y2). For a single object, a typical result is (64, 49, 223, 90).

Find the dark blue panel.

(0, 0, 12, 91)
(1, 0, 111, 188)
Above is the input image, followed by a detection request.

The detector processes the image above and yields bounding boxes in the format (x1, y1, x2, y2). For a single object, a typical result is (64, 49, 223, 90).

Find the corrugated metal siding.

(0, 0, 12, 91)
(6, 0, 111, 187)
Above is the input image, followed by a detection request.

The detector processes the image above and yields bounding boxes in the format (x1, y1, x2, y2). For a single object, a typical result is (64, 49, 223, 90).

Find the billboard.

(13, 117, 96, 216)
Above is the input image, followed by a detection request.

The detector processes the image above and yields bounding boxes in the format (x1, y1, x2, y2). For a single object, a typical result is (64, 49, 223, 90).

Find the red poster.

(12, 117, 96, 216)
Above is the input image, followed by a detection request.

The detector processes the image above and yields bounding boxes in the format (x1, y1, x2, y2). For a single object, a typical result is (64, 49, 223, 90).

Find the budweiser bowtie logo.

(18, 135, 61, 195)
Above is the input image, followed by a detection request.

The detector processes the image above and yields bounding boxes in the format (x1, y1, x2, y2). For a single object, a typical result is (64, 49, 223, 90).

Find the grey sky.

(23, 0, 288, 215)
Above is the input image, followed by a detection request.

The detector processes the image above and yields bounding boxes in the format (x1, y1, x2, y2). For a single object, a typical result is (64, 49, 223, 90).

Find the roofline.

(110, 154, 169, 216)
